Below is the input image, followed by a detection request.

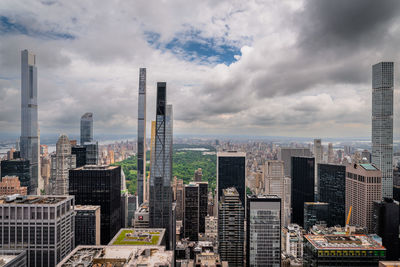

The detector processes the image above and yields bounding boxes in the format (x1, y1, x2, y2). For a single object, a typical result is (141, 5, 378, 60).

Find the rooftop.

(217, 151, 246, 157)
(109, 228, 165, 246)
(305, 234, 386, 250)
(0, 255, 18, 266)
(0, 195, 70, 205)
(247, 194, 280, 200)
(75, 205, 100, 211)
(360, 163, 378, 171)
(73, 165, 119, 171)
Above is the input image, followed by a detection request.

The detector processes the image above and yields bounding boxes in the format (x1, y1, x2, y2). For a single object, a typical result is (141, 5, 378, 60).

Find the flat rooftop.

(217, 151, 246, 157)
(73, 165, 119, 171)
(75, 205, 100, 211)
(305, 235, 386, 250)
(109, 228, 165, 246)
(0, 255, 18, 266)
(360, 163, 378, 171)
(0, 195, 69, 205)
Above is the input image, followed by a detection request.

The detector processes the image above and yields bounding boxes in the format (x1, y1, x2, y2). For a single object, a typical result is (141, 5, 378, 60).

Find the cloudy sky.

(1, 0, 400, 138)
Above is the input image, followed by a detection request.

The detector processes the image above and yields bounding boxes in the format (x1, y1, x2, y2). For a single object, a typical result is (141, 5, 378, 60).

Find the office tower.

(69, 165, 122, 244)
(120, 193, 128, 228)
(313, 139, 323, 198)
(362, 149, 372, 163)
(149, 82, 173, 250)
(71, 145, 86, 167)
(197, 182, 208, 233)
(246, 194, 281, 267)
(84, 142, 98, 165)
(318, 163, 346, 226)
(304, 234, 386, 266)
(40, 156, 50, 193)
(74, 205, 101, 246)
(127, 194, 137, 227)
(0, 195, 75, 267)
(194, 168, 203, 182)
(144, 120, 156, 203)
(346, 163, 382, 233)
(264, 160, 291, 226)
(80, 112, 93, 145)
(327, 143, 334, 163)
(218, 188, 244, 267)
(278, 147, 312, 177)
(205, 216, 218, 243)
(1, 159, 30, 192)
(50, 134, 76, 195)
(372, 62, 394, 198)
(304, 202, 329, 231)
(0, 176, 27, 195)
(137, 68, 146, 206)
(217, 151, 246, 209)
(175, 178, 184, 221)
(20, 50, 41, 195)
(373, 199, 399, 260)
(0, 250, 27, 267)
(208, 191, 214, 216)
(291, 157, 314, 227)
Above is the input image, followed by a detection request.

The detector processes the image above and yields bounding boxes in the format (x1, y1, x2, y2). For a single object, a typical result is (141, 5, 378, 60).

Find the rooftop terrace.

(109, 228, 165, 246)
(305, 234, 386, 250)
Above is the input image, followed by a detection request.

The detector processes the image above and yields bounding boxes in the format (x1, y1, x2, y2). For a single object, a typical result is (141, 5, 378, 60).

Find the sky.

(1, 0, 400, 138)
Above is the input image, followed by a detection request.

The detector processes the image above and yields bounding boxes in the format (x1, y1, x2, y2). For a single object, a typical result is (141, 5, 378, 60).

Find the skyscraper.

(346, 163, 382, 233)
(303, 202, 329, 231)
(137, 68, 146, 206)
(149, 82, 173, 250)
(20, 49, 41, 194)
(318, 163, 346, 226)
(372, 62, 394, 198)
(246, 194, 281, 267)
(80, 112, 93, 145)
(264, 160, 291, 227)
(69, 165, 122, 244)
(74, 205, 101, 246)
(194, 168, 203, 182)
(218, 187, 244, 267)
(278, 147, 312, 177)
(50, 134, 76, 195)
(217, 151, 246, 208)
(313, 139, 323, 198)
(1, 158, 30, 192)
(291, 157, 315, 227)
(327, 143, 334, 163)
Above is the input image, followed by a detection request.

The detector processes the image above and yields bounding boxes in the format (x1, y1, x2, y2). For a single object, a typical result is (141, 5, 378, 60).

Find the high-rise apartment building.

(194, 168, 203, 182)
(69, 165, 122, 244)
(0, 195, 75, 267)
(1, 159, 30, 192)
(20, 50, 41, 194)
(217, 151, 246, 209)
(313, 139, 323, 198)
(175, 178, 184, 221)
(318, 163, 346, 226)
(149, 82, 173, 250)
(74, 205, 101, 246)
(246, 194, 281, 267)
(327, 143, 334, 163)
(372, 62, 394, 198)
(218, 187, 244, 267)
(50, 134, 76, 195)
(304, 202, 329, 231)
(80, 112, 93, 145)
(278, 147, 312, 177)
(40, 156, 50, 193)
(0, 176, 27, 195)
(205, 216, 218, 243)
(291, 157, 315, 227)
(264, 160, 291, 226)
(373, 198, 399, 260)
(346, 163, 382, 233)
(137, 68, 146, 206)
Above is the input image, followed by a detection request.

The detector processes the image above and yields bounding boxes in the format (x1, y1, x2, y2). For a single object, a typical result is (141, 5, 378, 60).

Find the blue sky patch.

(0, 16, 75, 40)
(145, 29, 241, 65)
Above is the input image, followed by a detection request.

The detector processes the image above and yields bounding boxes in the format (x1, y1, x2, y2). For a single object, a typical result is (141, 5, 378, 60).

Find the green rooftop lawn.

(113, 230, 160, 245)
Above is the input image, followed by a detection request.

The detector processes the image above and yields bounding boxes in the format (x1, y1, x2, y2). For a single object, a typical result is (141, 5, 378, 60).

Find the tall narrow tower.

(80, 112, 93, 145)
(149, 82, 173, 249)
(20, 49, 41, 194)
(137, 68, 146, 205)
(372, 62, 394, 198)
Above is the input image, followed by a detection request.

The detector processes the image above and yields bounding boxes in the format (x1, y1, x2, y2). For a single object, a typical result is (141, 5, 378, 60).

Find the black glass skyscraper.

(291, 156, 314, 227)
(217, 151, 246, 208)
(69, 165, 122, 245)
(149, 82, 173, 250)
(1, 159, 31, 192)
(71, 146, 86, 167)
(318, 163, 346, 226)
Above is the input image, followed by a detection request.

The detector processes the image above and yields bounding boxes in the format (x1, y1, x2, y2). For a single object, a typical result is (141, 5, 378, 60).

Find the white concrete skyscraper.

(372, 62, 394, 198)
(20, 49, 41, 194)
(137, 68, 146, 205)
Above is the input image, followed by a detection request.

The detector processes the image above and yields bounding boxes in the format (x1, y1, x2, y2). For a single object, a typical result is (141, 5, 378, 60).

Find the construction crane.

(345, 206, 352, 235)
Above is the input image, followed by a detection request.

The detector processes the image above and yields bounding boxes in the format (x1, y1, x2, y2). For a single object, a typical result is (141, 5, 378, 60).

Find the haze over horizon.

(1, 0, 400, 138)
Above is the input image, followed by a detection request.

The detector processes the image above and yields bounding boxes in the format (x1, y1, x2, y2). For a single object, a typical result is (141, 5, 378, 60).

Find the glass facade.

(318, 163, 346, 226)
(304, 202, 329, 231)
(137, 68, 146, 205)
(80, 113, 93, 145)
(291, 157, 315, 227)
(372, 62, 394, 198)
(1, 159, 31, 192)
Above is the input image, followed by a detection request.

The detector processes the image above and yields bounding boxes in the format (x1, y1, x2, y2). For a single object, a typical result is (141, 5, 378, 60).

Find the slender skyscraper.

(20, 49, 41, 194)
(80, 112, 93, 145)
(149, 82, 173, 249)
(137, 68, 146, 205)
(372, 62, 394, 198)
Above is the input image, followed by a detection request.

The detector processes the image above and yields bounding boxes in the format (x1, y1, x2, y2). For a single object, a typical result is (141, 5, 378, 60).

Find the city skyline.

(1, 1, 400, 138)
